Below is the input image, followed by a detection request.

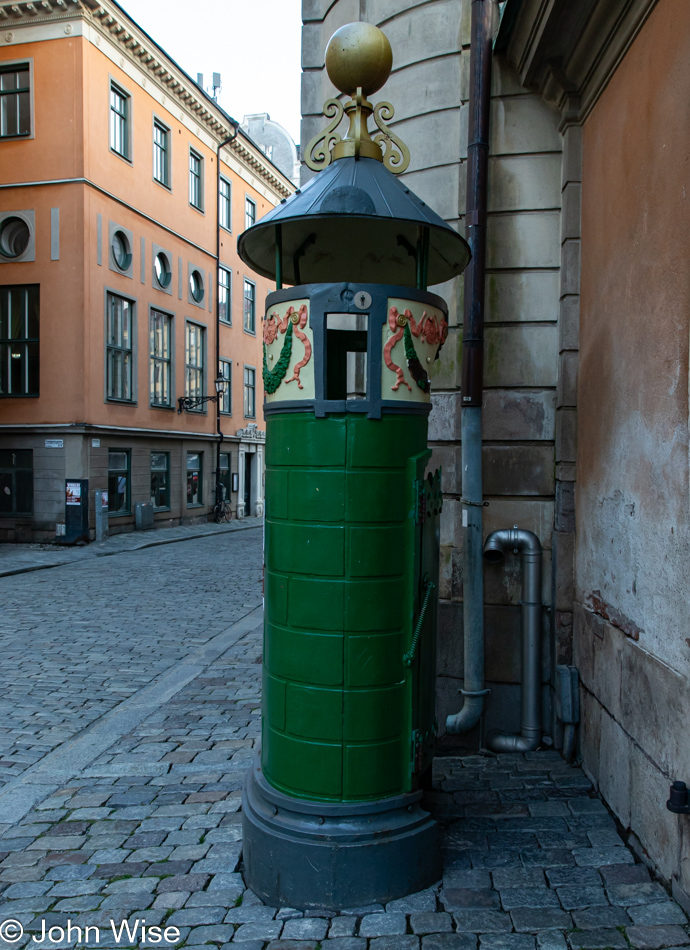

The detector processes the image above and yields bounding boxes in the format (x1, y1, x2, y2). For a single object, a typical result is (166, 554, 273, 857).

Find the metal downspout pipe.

(446, 0, 495, 735)
(215, 125, 239, 507)
(483, 528, 543, 753)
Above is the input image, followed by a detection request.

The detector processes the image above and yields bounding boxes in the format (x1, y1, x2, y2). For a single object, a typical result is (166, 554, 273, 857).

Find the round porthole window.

(190, 269, 204, 302)
(111, 230, 132, 271)
(154, 252, 172, 288)
(0, 217, 31, 259)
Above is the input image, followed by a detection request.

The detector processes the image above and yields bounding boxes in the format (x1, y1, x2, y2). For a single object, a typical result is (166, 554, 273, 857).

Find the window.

(0, 217, 30, 259)
(0, 450, 32, 515)
(243, 279, 255, 334)
(189, 149, 203, 210)
(106, 293, 133, 402)
(244, 366, 255, 419)
(219, 267, 231, 324)
(189, 269, 204, 303)
(149, 309, 171, 408)
(150, 452, 170, 509)
(154, 252, 172, 289)
(111, 230, 132, 271)
(219, 177, 231, 231)
(0, 285, 38, 397)
(108, 450, 130, 514)
(219, 452, 231, 501)
(219, 358, 231, 414)
(153, 120, 170, 188)
(187, 452, 202, 506)
(185, 322, 204, 407)
(245, 196, 256, 231)
(0, 64, 30, 138)
(109, 82, 130, 160)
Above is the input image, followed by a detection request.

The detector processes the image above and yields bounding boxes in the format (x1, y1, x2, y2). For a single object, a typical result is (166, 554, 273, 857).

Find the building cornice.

(496, 0, 660, 129)
(0, 0, 294, 200)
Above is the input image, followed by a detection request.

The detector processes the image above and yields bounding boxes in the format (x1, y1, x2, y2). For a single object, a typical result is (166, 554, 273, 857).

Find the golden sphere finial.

(325, 22, 393, 98)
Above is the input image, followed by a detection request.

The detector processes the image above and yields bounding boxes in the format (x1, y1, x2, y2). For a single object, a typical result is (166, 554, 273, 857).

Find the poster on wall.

(65, 481, 82, 505)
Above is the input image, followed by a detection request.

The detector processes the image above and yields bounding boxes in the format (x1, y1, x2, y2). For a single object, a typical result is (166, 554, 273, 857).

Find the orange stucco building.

(0, 0, 293, 540)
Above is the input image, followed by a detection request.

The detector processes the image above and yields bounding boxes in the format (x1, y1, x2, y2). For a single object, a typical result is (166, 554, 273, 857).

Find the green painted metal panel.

(265, 623, 343, 686)
(286, 683, 343, 740)
(264, 726, 342, 799)
(289, 470, 346, 522)
(347, 413, 428, 468)
(288, 577, 344, 631)
(348, 525, 406, 576)
(266, 415, 347, 467)
(343, 738, 404, 799)
(263, 411, 435, 803)
(265, 571, 288, 626)
(265, 468, 288, 519)
(345, 632, 403, 687)
(347, 472, 408, 522)
(345, 579, 404, 631)
(263, 670, 286, 732)
(268, 523, 345, 577)
(343, 684, 405, 740)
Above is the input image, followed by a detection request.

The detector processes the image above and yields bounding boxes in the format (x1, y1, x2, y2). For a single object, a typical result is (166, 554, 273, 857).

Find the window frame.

(244, 364, 256, 420)
(219, 357, 232, 415)
(0, 284, 39, 398)
(0, 449, 33, 517)
(152, 116, 171, 190)
(218, 266, 231, 325)
(186, 451, 203, 507)
(184, 320, 206, 411)
(150, 450, 170, 511)
(243, 278, 256, 335)
(149, 306, 173, 410)
(109, 79, 131, 162)
(105, 290, 136, 404)
(245, 195, 256, 231)
(107, 448, 131, 516)
(0, 59, 33, 141)
(219, 176, 232, 231)
(189, 148, 204, 211)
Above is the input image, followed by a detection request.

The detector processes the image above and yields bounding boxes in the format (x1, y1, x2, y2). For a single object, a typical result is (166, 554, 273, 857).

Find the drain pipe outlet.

(483, 527, 543, 753)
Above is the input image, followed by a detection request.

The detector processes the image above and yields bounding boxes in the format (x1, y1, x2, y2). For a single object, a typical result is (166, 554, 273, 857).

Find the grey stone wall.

(301, 0, 570, 745)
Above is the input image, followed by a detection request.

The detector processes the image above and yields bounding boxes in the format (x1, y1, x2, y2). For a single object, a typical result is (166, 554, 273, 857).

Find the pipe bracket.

(460, 687, 491, 697)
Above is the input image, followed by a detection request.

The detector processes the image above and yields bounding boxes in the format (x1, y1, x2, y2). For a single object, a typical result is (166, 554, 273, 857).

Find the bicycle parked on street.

(213, 485, 232, 523)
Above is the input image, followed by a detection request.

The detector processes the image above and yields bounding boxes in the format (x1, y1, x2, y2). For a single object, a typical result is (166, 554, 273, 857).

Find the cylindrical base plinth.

(242, 758, 441, 910)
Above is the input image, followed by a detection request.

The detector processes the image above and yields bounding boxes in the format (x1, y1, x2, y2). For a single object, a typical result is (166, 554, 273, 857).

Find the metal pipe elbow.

(485, 729, 540, 753)
(483, 527, 541, 562)
(446, 696, 484, 735)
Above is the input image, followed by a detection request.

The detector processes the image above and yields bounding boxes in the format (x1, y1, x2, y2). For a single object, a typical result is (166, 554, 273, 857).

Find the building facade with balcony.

(0, 0, 292, 541)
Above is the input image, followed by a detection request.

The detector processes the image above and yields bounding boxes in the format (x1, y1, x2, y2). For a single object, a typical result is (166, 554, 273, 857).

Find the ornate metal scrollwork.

(304, 98, 344, 172)
(372, 101, 410, 174)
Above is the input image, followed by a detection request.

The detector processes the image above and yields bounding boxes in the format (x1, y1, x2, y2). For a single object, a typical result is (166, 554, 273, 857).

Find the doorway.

(244, 452, 252, 516)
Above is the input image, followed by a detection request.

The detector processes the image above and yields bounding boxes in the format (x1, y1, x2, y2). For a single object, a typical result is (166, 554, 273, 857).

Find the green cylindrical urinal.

(239, 22, 470, 910)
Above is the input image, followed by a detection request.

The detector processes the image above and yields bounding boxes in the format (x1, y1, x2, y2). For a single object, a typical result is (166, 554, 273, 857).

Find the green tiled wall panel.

(265, 623, 343, 686)
(263, 412, 428, 803)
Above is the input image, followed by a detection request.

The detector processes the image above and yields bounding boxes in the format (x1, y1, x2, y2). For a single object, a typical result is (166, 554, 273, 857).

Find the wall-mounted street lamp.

(177, 374, 228, 414)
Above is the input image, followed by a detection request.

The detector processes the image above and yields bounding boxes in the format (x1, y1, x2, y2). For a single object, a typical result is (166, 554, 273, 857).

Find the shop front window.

(187, 452, 202, 506)
(108, 449, 130, 514)
(151, 452, 169, 509)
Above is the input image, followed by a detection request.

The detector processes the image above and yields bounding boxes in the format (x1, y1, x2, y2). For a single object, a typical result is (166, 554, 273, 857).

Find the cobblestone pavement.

(0, 518, 263, 578)
(0, 528, 687, 950)
(0, 527, 263, 788)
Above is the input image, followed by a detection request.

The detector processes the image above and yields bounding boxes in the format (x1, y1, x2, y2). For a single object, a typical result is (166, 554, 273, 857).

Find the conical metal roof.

(238, 156, 470, 287)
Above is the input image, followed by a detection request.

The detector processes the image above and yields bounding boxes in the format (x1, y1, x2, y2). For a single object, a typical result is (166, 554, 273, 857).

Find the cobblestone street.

(0, 527, 686, 950)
